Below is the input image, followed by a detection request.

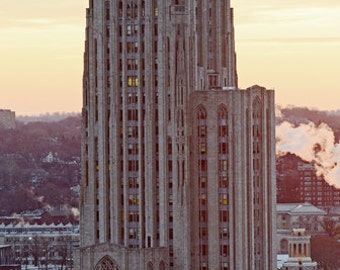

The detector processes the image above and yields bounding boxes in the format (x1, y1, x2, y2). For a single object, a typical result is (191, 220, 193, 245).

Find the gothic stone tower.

(78, 1, 276, 269)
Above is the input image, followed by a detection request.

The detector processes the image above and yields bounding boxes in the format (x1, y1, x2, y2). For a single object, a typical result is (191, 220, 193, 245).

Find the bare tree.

(41, 239, 53, 270)
(29, 235, 42, 268)
(57, 236, 71, 270)
(21, 244, 30, 270)
(320, 217, 340, 237)
(311, 235, 340, 269)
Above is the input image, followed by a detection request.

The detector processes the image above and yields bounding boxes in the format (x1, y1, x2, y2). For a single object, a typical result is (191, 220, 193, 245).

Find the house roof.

(277, 202, 326, 216)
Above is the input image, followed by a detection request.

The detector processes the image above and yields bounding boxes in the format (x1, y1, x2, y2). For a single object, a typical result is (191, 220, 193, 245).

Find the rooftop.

(277, 202, 327, 216)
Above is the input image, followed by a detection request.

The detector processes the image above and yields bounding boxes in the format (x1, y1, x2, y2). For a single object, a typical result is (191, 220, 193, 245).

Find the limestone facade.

(78, 1, 276, 269)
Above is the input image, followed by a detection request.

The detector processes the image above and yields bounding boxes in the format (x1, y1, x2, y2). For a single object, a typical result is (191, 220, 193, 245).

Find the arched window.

(280, 239, 288, 254)
(147, 262, 153, 270)
(159, 260, 166, 270)
(95, 256, 119, 270)
(197, 105, 207, 120)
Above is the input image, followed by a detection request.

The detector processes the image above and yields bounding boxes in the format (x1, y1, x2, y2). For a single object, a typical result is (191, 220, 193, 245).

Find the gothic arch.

(218, 104, 228, 119)
(95, 256, 119, 270)
(252, 96, 262, 112)
(196, 105, 207, 120)
(280, 238, 288, 254)
(147, 261, 153, 270)
(159, 260, 166, 270)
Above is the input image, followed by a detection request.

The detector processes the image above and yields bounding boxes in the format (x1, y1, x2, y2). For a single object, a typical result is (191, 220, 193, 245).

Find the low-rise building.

(0, 222, 79, 268)
(277, 203, 326, 254)
(0, 245, 19, 269)
(281, 229, 317, 270)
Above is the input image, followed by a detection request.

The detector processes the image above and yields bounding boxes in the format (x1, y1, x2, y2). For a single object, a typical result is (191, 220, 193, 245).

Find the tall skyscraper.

(78, 1, 276, 270)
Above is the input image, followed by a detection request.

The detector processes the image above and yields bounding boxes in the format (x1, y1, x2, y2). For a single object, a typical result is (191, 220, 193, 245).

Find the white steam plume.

(276, 121, 340, 188)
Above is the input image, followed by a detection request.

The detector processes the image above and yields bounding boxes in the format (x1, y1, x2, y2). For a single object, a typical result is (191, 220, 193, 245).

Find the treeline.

(278, 106, 340, 140)
(0, 116, 81, 160)
(0, 116, 81, 215)
(17, 112, 81, 124)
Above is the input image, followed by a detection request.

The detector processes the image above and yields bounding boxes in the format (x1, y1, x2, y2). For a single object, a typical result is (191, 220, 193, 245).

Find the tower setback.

(77, 1, 276, 269)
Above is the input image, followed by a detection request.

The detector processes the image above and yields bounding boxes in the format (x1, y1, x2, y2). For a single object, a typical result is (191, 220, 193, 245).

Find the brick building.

(277, 154, 340, 207)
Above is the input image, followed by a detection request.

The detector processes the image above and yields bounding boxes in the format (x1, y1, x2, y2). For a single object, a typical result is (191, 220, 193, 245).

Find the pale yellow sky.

(0, 1, 339, 115)
(233, 0, 340, 112)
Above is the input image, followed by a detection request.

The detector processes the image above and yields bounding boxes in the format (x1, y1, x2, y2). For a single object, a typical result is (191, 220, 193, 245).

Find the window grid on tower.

(218, 105, 230, 270)
(252, 97, 263, 268)
(197, 105, 208, 270)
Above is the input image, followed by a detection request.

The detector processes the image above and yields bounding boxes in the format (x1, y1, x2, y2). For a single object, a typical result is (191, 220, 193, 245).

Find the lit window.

(199, 194, 206, 205)
(200, 143, 206, 154)
(219, 193, 228, 205)
(127, 76, 139, 87)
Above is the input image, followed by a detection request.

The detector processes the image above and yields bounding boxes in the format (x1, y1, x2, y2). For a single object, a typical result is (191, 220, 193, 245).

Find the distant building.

(277, 203, 326, 254)
(0, 222, 79, 268)
(277, 154, 340, 207)
(281, 229, 317, 270)
(297, 162, 340, 207)
(0, 110, 15, 130)
(0, 245, 19, 269)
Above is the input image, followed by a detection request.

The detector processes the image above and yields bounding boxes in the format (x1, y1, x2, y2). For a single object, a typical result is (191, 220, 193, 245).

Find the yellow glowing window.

(127, 76, 139, 87)
(128, 77, 133, 86)
(220, 199, 228, 205)
(220, 194, 228, 205)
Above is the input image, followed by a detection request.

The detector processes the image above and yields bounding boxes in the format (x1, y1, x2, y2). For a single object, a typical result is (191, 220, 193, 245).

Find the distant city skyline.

(1, 0, 340, 115)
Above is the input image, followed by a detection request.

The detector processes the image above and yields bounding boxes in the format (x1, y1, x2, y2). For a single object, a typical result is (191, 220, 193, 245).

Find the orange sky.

(1, 1, 340, 115)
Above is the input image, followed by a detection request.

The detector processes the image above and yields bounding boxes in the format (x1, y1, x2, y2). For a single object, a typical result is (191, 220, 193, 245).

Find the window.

(95, 256, 119, 270)
(219, 177, 228, 188)
(127, 59, 138, 70)
(127, 76, 139, 87)
(219, 142, 227, 154)
(200, 177, 207, 188)
(128, 160, 139, 171)
(199, 126, 206, 137)
(220, 228, 228, 239)
(219, 160, 227, 171)
(220, 211, 228, 222)
(209, 74, 218, 88)
(200, 160, 207, 171)
(219, 193, 228, 205)
(129, 194, 139, 205)
(199, 194, 206, 205)
(126, 24, 138, 36)
(127, 42, 138, 53)
(199, 143, 206, 154)
(199, 227, 207, 239)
